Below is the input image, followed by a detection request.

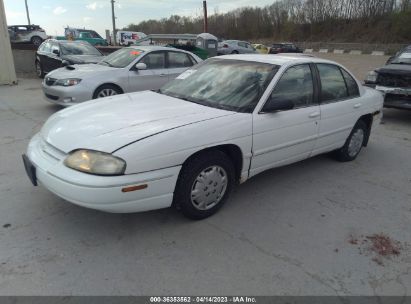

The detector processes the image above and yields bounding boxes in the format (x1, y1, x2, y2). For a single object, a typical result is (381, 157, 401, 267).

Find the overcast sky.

(5, 0, 275, 36)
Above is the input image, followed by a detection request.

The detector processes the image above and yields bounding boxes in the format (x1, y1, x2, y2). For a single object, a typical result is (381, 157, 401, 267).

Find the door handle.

(309, 112, 320, 118)
(354, 103, 362, 109)
(159, 74, 167, 77)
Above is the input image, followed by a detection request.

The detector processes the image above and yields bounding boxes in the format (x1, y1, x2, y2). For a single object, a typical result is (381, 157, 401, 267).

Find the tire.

(231, 50, 239, 54)
(93, 84, 122, 99)
(35, 60, 45, 78)
(174, 150, 235, 220)
(334, 120, 368, 162)
(31, 36, 42, 47)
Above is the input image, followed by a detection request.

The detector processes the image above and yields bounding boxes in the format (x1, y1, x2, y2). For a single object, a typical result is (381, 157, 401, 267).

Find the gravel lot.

(0, 54, 410, 296)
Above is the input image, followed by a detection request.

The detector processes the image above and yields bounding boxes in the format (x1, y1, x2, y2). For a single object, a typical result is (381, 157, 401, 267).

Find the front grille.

(45, 77, 57, 86)
(377, 73, 411, 88)
(45, 93, 59, 100)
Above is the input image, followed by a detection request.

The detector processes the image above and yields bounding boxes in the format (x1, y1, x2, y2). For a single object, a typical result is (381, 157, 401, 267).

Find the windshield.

(159, 59, 279, 113)
(392, 52, 411, 65)
(98, 48, 145, 68)
(60, 43, 102, 56)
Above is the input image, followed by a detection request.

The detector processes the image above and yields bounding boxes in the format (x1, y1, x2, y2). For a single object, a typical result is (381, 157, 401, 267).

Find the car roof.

(127, 45, 188, 52)
(217, 54, 334, 66)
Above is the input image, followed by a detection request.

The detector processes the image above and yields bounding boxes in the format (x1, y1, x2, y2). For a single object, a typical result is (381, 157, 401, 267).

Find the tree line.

(124, 0, 411, 43)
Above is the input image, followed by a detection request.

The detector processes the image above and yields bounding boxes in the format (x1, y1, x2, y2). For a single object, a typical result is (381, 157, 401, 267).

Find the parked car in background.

(35, 40, 104, 78)
(269, 43, 303, 54)
(252, 44, 270, 54)
(8, 25, 47, 46)
(217, 40, 257, 55)
(24, 55, 383, 219)
(115, 31, 147, 46)
(55, 27, 108, 46)
(42, 46, 202, 106)
(365, 48, 411, 110)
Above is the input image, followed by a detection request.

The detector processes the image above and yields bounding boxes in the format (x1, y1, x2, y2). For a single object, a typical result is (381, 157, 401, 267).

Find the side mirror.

(62, 60, 70, 67)
(135, 62, 147, 70)
(262, 96, 294, 113)
(52, 49, 60, 56)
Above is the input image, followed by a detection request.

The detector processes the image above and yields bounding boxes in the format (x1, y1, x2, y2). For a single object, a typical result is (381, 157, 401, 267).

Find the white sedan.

(42, 46, 202, 106)
(24, 55, 383, 219)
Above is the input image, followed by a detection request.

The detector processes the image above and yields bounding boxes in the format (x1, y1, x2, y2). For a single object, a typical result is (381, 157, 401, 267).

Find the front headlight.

(55, 78, 82, 86)
(64, 150, 126, 176)
(366, 71, 378, 83)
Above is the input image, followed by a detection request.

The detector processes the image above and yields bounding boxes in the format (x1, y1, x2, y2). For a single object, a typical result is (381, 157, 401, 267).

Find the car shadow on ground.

(36, 153, 336, 238)
(382, 108, 411, 125)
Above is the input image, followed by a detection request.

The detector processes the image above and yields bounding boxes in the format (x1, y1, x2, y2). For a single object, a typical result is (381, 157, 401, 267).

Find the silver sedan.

(217, 40, 257, 55)
(42, 46, 202, 106)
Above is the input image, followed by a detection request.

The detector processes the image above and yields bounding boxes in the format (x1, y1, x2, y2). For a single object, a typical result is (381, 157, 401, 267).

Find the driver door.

(250, 64, 321, 177)
(128, 51, 169, 92)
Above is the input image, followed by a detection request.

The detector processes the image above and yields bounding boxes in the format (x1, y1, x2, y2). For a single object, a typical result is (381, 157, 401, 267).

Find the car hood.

(377, 64, 411, 75)
(48, 63, 116, 79)
(40, 91, 236, 153)
(62, 54, 104, 64)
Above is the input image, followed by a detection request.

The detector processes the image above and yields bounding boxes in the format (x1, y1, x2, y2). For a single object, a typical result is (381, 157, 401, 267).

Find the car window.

(60, 42, 102, 56)
(238, 42, 246, 48)
(317, 64, 348, 102)
(140, 52, 166, 69)
(51, 43, 60, 54)
(270, 64, 314, 108)
(168, 52, 193, 68)
(340, 68, 360, 97)
(99, 48, 145, 68)
(160, 59, 279, 113)
(42, 41, 52, 53)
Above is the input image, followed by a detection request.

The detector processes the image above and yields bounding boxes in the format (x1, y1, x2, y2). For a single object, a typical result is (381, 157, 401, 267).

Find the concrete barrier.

(304, 49, 313, 53)
(371, 51, 385, 56)
(319, 49, 328, 53)
(333, 49, 344, 54)
(349, 50, 362, 55)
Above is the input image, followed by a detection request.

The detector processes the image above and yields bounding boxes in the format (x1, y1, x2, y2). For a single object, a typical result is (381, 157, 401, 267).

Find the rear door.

(312, 63, 362, 155)
(251, 63, 321, 176)
(128, 51, 168, 92)
(166, 51, 195, 80)
(39, 41, 53, 73)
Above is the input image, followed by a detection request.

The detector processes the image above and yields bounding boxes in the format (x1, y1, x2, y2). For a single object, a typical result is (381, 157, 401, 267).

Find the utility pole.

(111, 0, 117, 45)
(203, 0, 208, 33)
(25, 0, 31, 24)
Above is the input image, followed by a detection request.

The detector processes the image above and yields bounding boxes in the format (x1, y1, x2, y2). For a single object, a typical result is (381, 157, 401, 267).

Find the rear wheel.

(31, 36, 42, 47)
(174, 151, 235, 220)
(231, 50, 239, 54)
(93, 84, 122, 99)
(334, 120, 367, 162)
(35, 60, 45, 78)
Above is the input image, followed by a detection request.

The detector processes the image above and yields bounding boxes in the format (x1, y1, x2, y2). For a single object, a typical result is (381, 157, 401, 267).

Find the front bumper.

(24, 133, 180, 213)
(42, 81, 93, 107)
(374, 85, 411, 110)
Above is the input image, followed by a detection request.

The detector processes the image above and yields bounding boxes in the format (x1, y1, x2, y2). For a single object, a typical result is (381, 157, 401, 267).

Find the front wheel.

(35, 60, 45, 78)
(174, 150, 235, 220)
(93, 84, 122, 99)
(334, 120, 367, 162)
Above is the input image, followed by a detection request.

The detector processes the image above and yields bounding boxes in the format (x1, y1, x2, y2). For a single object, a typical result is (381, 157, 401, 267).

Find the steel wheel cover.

(348, 129, 364, 157)
(190, 165, 228, 211)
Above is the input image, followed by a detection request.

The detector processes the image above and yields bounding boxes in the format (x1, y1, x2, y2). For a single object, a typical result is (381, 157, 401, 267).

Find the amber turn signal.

(121, 184, 148, 193)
